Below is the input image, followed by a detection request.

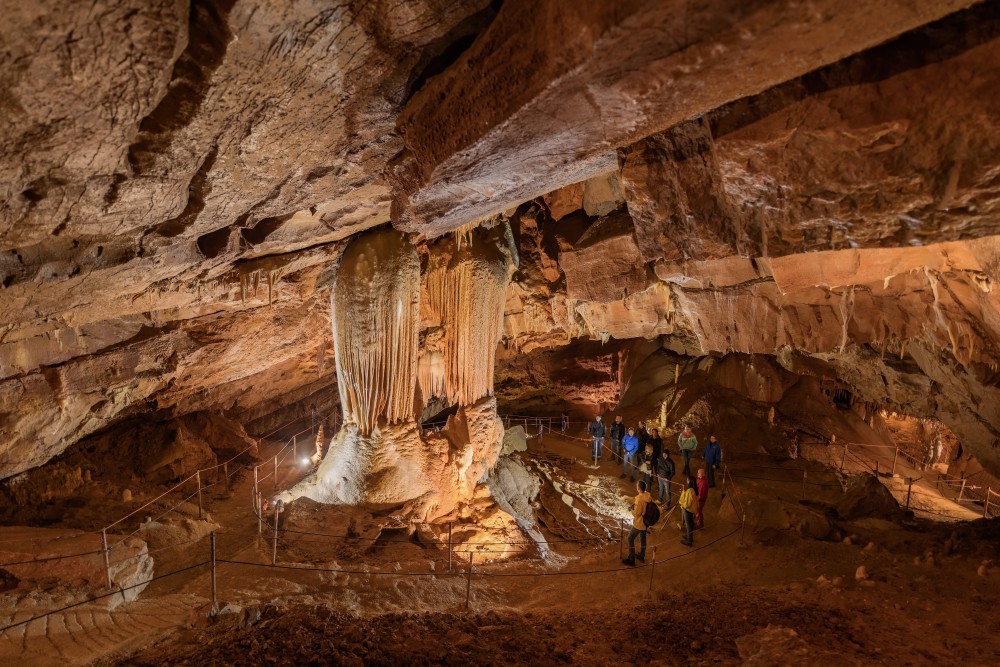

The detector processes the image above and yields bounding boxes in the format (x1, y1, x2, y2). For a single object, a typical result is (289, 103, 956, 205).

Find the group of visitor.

(581, 416, 722, 563)
(622, 465, 714, 564)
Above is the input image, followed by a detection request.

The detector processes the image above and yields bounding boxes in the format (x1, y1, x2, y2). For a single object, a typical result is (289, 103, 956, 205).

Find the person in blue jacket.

(620, 427, 640, 481)
(704, 435, 723, 487)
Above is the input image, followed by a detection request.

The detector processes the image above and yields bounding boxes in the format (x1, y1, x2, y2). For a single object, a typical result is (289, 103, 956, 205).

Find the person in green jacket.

(677, 425, 698, 476)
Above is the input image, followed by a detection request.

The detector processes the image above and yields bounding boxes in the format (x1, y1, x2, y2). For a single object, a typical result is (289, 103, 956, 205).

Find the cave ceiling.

(2, 0, 1000, 478)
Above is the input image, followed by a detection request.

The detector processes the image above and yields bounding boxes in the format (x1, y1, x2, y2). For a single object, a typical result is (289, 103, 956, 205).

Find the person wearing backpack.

(679, 477, 697, 547)
(654, 449, 675, 506)
(622, 479, 655, 566)
(620, 428, 640, 481)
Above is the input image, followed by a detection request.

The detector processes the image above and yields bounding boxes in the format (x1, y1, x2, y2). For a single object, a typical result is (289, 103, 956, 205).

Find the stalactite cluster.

(332, 229, 420, 435)
(424, 232, 511, 407)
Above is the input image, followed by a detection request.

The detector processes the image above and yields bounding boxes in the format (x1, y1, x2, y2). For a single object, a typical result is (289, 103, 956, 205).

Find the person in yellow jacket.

(679, 476, 697, 547)
(622, 480, 653, 566)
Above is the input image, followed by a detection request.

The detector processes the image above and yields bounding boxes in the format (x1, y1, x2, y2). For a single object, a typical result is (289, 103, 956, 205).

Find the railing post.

(257, 492, 263, 543)
(840, 444, 848, 471)
(101, 528, 113, 590)
(210, 531, 218, 613)
(253, 466, 259, 501)
(958, 478, 967, 501)
(447, 523, 453, 573)
(891, 448, 899, 477)
(874, 459, 879, 478)
(272, 504, 280, 565)
(273, 454, 278, 491)
(985, 488, 992, 519)
(906, 478, 913, 510)
(619, 519, 624, 560)
(223, 462, 230, 494)
(293, 434, 297, 460)
(196, 470, 203, 519)
(648, 546, 657, 591)
(465, 552, 473, 609)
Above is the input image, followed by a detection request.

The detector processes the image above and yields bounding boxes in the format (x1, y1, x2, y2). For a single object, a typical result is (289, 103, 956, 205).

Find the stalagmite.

(332, 228, 420, 435)
(311, 425, 325, 465)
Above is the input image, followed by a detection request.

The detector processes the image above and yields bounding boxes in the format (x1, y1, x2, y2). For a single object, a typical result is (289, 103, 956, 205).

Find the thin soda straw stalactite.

(332, 230, 420, 435)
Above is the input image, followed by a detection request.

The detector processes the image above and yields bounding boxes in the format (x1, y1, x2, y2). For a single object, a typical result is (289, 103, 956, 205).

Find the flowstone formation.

(289, 225, 514, 517)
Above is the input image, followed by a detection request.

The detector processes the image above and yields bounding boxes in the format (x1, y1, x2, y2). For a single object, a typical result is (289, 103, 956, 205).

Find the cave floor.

(2, 430, 998, 666)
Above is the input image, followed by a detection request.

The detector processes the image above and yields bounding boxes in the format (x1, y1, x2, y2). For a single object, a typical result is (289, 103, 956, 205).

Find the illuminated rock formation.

(332, 228, 420, 435)
(290, 225, 513, 514)
(421, 225, 516, 407)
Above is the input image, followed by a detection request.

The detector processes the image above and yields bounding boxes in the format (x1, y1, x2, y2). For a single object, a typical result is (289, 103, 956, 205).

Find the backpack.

(642, 500, 660, 528)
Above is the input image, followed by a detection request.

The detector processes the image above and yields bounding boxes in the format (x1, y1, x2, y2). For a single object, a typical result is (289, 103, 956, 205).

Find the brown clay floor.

(4, 428, 1000, 665)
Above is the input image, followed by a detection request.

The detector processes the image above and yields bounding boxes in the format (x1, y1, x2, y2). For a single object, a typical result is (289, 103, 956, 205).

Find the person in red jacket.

(695, 467, 709, 529)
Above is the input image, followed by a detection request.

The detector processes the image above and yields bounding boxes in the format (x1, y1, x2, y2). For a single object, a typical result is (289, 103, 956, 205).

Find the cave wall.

(4, 1, 1000, 485)
(0, 0, 495, 478)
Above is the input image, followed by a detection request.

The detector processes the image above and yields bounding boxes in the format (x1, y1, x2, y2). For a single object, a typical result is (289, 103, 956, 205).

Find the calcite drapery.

(422, 227, 513, 407)
(333, 228, 420, 435)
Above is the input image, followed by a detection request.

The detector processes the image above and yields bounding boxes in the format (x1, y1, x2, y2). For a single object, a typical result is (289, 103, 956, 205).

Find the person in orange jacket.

(695, 467, 710, 529)
(622, 479, 653, 566)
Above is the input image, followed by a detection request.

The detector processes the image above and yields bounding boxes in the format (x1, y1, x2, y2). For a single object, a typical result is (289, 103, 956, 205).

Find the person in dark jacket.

(561, 412, 569, 433)
(588, 415, 606, 461)
(609, 416, 626, 462)
(621, 428, 640, 481)
(636, 422, 649, 452)
(648, 427, 663, 461)
(654, 449, 675, 506)
(704, 435, 722, 487)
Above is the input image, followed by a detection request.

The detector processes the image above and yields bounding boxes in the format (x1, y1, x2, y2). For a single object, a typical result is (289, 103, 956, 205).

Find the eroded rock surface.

(4, 1, 1000, 488)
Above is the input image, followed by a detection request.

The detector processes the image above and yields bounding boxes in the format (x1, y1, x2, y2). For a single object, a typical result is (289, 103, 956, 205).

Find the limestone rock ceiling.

(389, 0, 980, 235)
(2, 1, 1000, 479)
(0, 0, 495, 477)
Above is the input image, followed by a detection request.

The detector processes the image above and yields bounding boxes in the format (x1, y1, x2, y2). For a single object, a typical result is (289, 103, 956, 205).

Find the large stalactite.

(287, 224, 514, 516)
(332, 228, 420, 435)
(422, 225, 514, 407)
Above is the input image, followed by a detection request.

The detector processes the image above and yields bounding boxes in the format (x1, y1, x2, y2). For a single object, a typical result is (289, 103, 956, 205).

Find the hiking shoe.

(622, 557, 636, 567)
(619, 473, 626, 479)
(680, 539, 692, 547)
(636, 553, 645, 562)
